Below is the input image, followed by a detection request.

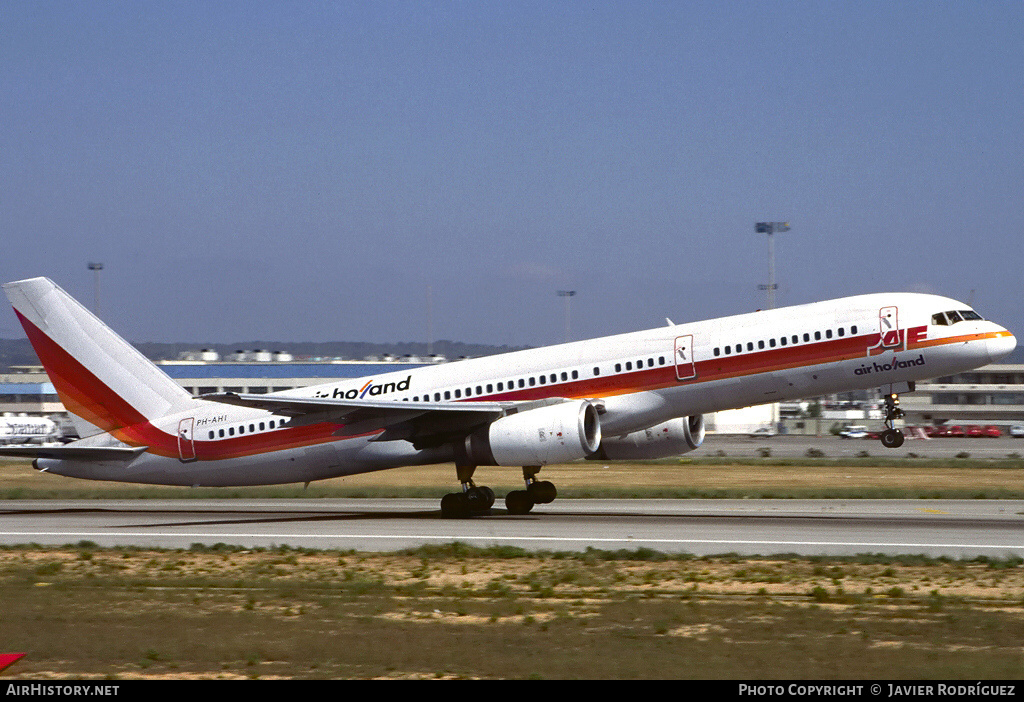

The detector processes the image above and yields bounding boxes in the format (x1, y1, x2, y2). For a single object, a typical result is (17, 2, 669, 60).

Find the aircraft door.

(879, 306, 901, 348)
(177, 417, 197, 463)
(674, 335, 696, 381)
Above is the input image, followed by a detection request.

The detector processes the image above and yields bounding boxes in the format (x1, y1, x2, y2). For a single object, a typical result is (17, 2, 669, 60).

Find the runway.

(2, 498, 1022, 558)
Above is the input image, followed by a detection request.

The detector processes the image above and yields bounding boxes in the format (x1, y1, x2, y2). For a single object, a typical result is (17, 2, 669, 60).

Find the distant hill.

(0, 338, 530, 371)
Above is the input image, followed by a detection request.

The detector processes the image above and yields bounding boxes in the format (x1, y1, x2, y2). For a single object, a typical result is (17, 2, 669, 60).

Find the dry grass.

(4, 458, 1024, 499)
(1, 545, 1023, 679)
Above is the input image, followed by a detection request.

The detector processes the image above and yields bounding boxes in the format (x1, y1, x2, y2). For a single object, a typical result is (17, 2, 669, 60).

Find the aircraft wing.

(199, 392, 523, 445)
(0, 445, 148, 461)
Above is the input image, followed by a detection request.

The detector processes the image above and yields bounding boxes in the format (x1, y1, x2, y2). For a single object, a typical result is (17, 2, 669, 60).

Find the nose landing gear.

(880, 392, 905, 449)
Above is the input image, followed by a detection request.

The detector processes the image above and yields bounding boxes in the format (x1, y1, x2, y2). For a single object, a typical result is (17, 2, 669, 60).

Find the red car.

(944, 425, 965, 438)
(966, 425, 984, 438)
(983, 425, 1002, 438)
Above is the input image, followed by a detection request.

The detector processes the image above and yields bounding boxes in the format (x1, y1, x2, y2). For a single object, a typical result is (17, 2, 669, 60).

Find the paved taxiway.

(707, 434, 1024, 459)
(2, 498, 1022, 558)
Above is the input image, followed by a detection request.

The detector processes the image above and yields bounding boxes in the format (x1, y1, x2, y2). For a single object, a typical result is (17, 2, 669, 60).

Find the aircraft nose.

(987, 331, 1017, 364)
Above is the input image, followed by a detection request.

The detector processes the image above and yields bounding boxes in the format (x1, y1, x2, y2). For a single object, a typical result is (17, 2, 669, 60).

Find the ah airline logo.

(314, 376, 412, 400)
(866, 325, 927, 357)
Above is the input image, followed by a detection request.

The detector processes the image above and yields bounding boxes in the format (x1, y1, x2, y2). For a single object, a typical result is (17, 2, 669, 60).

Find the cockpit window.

(932, 309, 983, 326)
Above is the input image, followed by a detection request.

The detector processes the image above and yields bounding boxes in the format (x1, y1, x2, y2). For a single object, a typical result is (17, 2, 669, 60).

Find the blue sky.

(3, 1, 1022, 346)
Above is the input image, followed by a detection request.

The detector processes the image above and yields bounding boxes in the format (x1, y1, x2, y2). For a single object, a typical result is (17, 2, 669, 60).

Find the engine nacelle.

(587, 415, 705, 460)
(456, 400, 602, 466)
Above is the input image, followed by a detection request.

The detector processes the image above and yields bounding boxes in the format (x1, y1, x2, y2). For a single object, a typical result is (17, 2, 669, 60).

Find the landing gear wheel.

(440, 487, 494, 518)
(527, 480, 557, 504)
(880, 428, 905, 449)
(440, 492, 469, 519)
(505, 490, 535, 515)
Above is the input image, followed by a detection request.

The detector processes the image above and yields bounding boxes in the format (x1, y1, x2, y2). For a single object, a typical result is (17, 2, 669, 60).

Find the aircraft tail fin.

(3, 277, 194, 436)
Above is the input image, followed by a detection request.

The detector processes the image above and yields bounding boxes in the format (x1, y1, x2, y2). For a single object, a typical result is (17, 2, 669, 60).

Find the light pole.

(87, 262, 103, 316)
(557, 290, 576, 343)
(755, 222, 790, 309)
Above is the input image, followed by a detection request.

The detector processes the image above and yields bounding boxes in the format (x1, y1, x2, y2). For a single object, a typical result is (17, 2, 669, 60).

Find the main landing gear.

(505, 465, 557, 516)
(440, 465, 557, 518)
(880, 392, 905, 449)
(440, 465, 495, 518)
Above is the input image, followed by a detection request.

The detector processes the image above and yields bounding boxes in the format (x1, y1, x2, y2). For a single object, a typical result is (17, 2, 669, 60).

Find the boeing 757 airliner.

(0, 277, 1015, 516)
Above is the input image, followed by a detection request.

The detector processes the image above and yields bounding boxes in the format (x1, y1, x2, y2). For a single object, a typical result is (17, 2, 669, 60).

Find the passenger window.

(658, 357, 665, 366)
(826, 329, 833, 338)
(486, 384, 493, 393)
(434, 393, 441, 401)
(454, 389, 461, 398)
(476, 386, 482, 394)
(539, 376, 546, 385)
(803, 333, 810, 342)
(593, 367, 601, 375)
(572, 370, 579, 379)
(838, 328, 845, 337)
(518, 379, 525, 388)
(550, 374, 557, 383)
(791, 335, 798, 344)
(259, 422, 265, 431)
(851, 325, 858, 334)
(529, 377, 535, 386)
(561, 372, 568, 381)
(249, 424, 255, 432)
(725, 346, 732, 355)
(780, 337, 787, 346)
(219, 429, 225, 438)
(208, 431, 214, 440)
(714, 348, 720, 357)
(626, 362, 633, 371)
(814, 331, 821, 340)
(758, 340, 765, 349)
(769, 338, 776, 348)
(444, 391, 451, 400)
(747, 342, 754, 351)
(229, 427, 235, 436)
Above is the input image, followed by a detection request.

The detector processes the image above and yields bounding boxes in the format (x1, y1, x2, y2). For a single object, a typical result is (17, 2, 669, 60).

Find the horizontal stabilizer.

(0, 445, 148, 461)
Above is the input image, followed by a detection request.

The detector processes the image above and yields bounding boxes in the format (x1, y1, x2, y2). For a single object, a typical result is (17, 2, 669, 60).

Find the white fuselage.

(42, 292, 1015, 486)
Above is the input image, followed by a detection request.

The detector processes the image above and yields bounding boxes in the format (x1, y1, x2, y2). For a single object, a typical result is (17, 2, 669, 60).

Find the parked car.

(983, 425, 1002, 438)
(923, 425, 942, 437)
(966, 425, 984, 438)
(839, 425, 868, 439)
(944, 425, 965, 438)
(749, 426, 777, 438)
(1009, 425, 1024, 438)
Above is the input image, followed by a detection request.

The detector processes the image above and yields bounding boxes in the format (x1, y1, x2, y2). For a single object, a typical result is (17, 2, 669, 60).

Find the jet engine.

(455, 400, 601, 466)
(587, 415, 705, 460)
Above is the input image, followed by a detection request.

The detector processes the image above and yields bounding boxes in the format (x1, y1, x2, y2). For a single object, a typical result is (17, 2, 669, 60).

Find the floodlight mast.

(87, 262, 103, 316)
(755, 222, 790, 309)
(557, 290, 576, 343)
